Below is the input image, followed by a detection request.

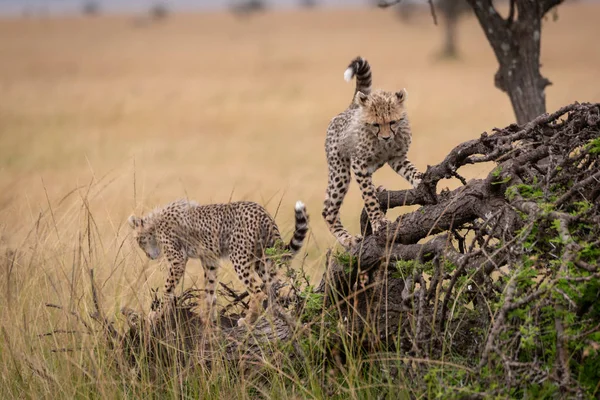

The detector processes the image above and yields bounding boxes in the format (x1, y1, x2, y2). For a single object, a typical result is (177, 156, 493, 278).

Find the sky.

(0, 0, 375, 16)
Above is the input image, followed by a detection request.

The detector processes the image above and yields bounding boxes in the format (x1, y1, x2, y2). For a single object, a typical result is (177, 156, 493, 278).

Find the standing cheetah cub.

(128, 199, 309, 326)
(322, 56, 422, 249)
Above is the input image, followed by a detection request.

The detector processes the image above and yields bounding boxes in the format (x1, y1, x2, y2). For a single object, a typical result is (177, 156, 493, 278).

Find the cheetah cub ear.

(395, 88, 408, 103)
(354, 91, 369, 107)
(128, 215, 143, 229)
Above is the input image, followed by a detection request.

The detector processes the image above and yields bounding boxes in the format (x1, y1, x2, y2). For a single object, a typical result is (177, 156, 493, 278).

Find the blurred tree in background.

(149, 2, 169, 21)
(82, 1, 100, 16)
(300, 0, 317, 8)
(394, 0, 470, 58)
(437, 0, 470, 58)
(230, 0, 267, 16)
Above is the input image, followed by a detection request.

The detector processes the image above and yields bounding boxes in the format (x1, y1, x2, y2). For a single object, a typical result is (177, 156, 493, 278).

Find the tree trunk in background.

(438, 0, 469, 58)
(466, 0, 563, 124)
(442, 9, 458, 57)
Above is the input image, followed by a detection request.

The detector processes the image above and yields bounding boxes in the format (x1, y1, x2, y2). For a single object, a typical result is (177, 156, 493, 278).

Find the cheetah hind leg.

(255, 259, 280, 307)
(237, 259, 285, 328)
(231, 253, 268, 327)
(237, 290, 268, 327)
(201, 259, 220, 327)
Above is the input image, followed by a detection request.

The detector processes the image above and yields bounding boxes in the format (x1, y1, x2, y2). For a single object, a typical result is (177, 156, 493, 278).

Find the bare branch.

(479, 276, 518, 370)
(506, 0, 516, 26)
(540, 0, 564, 16)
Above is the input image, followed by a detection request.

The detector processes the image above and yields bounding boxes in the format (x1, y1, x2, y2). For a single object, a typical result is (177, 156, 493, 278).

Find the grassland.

(0, 3, 599, 398)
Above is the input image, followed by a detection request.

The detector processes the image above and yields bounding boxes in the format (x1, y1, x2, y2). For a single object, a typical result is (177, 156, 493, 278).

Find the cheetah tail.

(344, 56, 372, 97)
(285, 201, 309, 255)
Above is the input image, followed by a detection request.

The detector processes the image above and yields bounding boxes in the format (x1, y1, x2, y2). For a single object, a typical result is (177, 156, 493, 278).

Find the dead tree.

(379, 0, 564, 124)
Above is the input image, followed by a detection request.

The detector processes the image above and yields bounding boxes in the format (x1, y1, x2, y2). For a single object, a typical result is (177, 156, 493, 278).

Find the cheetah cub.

(128, 199, 309, 326)
(322, 56, 422, 249)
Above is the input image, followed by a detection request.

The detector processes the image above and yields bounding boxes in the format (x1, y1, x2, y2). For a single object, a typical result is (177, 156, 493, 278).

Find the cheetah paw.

(341, 235, 362, 249)
(353, 271, 370, 291)
(412, 173, 424, 188)
(371, 218, 390, 234)
(351, 234, 363, 247)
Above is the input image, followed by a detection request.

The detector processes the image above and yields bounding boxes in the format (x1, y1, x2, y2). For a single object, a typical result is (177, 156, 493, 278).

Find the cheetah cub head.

(354, 88, 408, 141)
(128, 215, 161, 260)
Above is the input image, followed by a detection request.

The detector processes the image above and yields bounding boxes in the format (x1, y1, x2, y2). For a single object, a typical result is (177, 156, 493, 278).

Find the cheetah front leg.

(351, 160, 387, 233)
(150, 246, 188, 324)
(388, 155, 422, 188)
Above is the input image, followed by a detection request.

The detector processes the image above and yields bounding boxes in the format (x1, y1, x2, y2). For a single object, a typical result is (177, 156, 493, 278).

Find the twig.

(38, 330, 86, 337)
(554, 318, 571, 390)
(427, 0, 438, 25)
(568, 322, 600, 341)
(555, 170, 600, 207)
(508, 287, 549, 311)
(88, 268, 118, 339)
(51, 348, 79, 353)
(478, 275, 518, 370)
(220, 282, 250, 312)
(45, 303, 94, 334)
(506, 0, 515, 26)
(554, 288, 578, 309)
(415, 275, 427, 348)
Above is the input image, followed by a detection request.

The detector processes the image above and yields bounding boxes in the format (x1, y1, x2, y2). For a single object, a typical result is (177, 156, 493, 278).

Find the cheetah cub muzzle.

(322, 56, 422, 249)
(128, 199, 309, 327)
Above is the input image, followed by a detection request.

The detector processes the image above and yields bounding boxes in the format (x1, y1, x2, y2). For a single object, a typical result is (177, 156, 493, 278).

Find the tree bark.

(466, 0, 563, 124)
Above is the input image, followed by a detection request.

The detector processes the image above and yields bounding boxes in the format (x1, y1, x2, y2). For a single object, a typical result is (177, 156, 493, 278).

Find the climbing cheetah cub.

(322, 56, 422, 249)
(128, 199, 309, 326)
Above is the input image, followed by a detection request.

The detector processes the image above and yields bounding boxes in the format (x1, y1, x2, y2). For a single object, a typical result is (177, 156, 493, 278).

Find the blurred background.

(0, 0, 599, 313)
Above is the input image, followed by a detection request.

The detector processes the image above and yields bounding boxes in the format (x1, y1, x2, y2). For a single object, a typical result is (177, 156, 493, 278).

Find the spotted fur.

(322, 56, 421, 249)
(128, 199, 309, 325)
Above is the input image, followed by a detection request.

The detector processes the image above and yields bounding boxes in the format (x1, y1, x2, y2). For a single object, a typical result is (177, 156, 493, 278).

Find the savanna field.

(0, 3, 599, 398)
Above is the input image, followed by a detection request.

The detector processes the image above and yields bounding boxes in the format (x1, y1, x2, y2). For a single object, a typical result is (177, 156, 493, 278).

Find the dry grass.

(0, 5, 598, 396)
